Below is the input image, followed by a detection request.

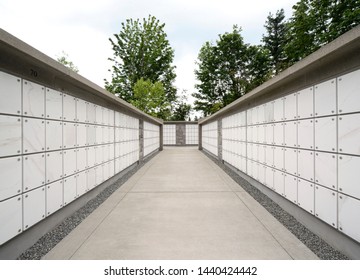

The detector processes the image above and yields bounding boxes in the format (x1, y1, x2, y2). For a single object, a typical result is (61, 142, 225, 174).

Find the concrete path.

(43, 147, 317, 260)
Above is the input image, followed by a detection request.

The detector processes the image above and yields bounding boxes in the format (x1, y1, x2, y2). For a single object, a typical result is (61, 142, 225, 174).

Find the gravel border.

(203, 151, 348, 260)
(17, 152, 158, 260)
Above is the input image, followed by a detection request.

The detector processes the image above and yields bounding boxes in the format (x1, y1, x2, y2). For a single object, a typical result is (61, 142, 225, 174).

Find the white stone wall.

(163, 124, 176, 145)
(221, 68, 360, 243)
(202, 121, 218, 156)
(185, 124, 198, 145)
(143, 121, 160, 156)
(0, 70, 143, 245)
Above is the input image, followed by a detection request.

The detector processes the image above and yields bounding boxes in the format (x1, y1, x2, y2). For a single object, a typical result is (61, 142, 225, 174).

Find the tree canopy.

(192, 0, 360, 117)
(105, 15, 177, 105)
(193, 26, 271, 116)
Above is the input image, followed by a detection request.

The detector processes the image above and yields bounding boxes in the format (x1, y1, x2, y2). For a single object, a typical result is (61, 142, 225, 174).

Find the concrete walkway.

(43, 147, 317, 260)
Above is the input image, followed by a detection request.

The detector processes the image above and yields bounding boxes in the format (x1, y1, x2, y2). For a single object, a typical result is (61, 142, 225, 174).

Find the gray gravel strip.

(17, 152, 158, 260)
(203, 151, 348, 260)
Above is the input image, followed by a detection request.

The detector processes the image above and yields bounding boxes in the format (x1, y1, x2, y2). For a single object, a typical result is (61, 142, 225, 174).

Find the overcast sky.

(0, 0, 298, 105)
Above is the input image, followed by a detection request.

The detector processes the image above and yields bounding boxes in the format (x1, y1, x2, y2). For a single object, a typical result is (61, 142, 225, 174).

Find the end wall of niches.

(199, 26, 360, 259)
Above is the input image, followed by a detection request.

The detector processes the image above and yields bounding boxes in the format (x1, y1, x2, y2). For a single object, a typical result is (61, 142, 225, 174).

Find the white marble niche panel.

(23, 186, 46, 230)
(297, 119, 314, 149)
(46, 120, 62, 151)
(258, 145, 266, 164)
(103, 126, 110, 144)
(77, 171, 87, 196)
(95, 125, 103, 145)
(46, 180, 63, 216)
(23, 153, 45, 192)
(338, 113, 360, 156)
(0, 195, 22, 245)
(87, 167, 96, 190)
(0, 71, 21, 115)
(297, 86, 313, 119)
(108, 110, 115, 127)
(103, 162, 110, 181)
(315, 152, 337, 190)
(95, 146, 103, 165)
(284, 121, 297, 148)
(284, 173, 298, 204)
(273, 169, 284, 195)
(314, 79, 336, 117)
(63, 122, 77, 149)
(87, 146, 96, 167)
(265, 124, 273, 144)
(258, 125, 266, 144)
(87, 124, 96, 146)
(265, 145, 274, 167)
(95, 165, 104, 185)
(297, 149, 314, 182)
(247, 126, 253, 143)
(46, 151, 63, 184)
(0, 115, 21, 157)
(108, 160, 115, 178)
(315, 185, 337, 228)
(338, 194, 360, 243)
(95, 105, 103, 125)
(284, 148, 297, 176)
(314, 116, 337, 152)
(297, 179, 314, 214)
(265, 166, 274, 189)
(247, 109, 253, 125)
(23, 118, 45, 154)
(247, 143, 253, 160)
(284, 93, 297, 121)
(338, 154, 360, 199)
(103, 108, 110, 126)
(23, 80, 45, 118)
(76, 123, 87, 147)
(273, 146, 284, 171)
(264, 102, 274, 123)
(337, 69, 360, 114)
(45, 88, 62, 120)
(0, 156, 22, 201)
(63, 94, 76, 122)
(273, 123, 284, 146)
(76, 98, 87, 123)
(63, 149, 77, 177)
(63, 175, 77, 205)
(258, 105, 265, 124)
(77, 147, 87, 172)
(273, 98, 284, 122)
(87, 103, 96, 124)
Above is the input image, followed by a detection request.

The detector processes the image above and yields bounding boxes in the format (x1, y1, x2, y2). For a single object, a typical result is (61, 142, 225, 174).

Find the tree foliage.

(285, 0, 360, 63)
(131, 78, 170, 119)
(105, 15, 177, 104)
(193, 26, 271, 116)
(262, 9, 288, 74)
(170, 91, 192, 121)
(57, 51, 79, 73)
(193, 1, 360, 117)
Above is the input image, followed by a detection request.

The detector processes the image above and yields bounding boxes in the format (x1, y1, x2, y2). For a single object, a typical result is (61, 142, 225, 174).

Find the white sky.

(0, 0, 297, 108)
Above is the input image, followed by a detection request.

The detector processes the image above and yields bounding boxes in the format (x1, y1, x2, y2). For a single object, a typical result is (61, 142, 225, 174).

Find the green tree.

(105, 15, 177, 105)
(170, 91, 192, 121)
(131, 78, 170, 119)
(262, 9, 288, 74)
(193, 26, 271, 116)
(285, 0, 315, 63)
(57, 51, 79, 73)
(285, 0, 360, 63)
